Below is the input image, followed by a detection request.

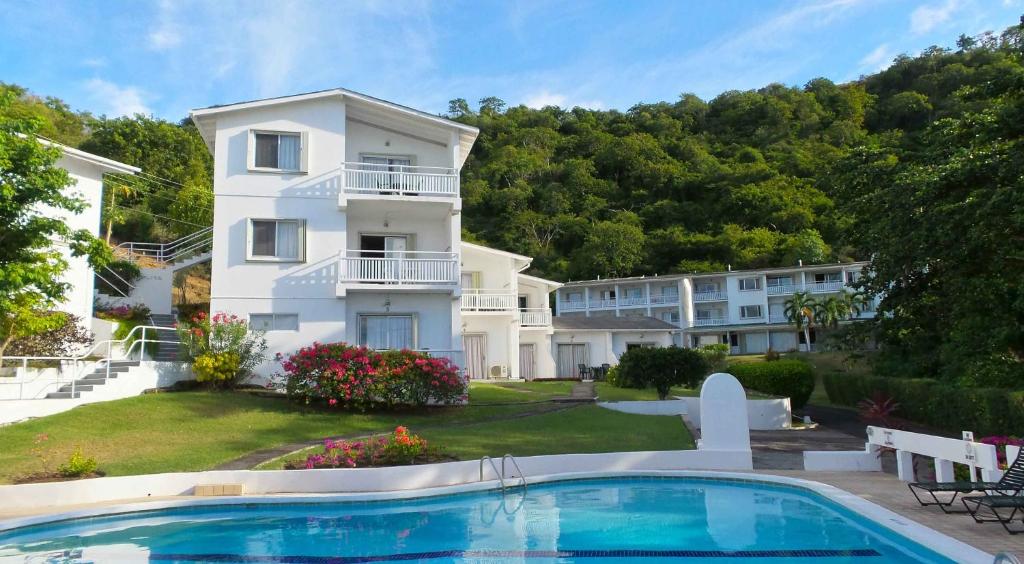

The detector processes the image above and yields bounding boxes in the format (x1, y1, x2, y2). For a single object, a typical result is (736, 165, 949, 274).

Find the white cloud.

(859, 43, 895, 72)
(523, 91, 603, 110)
(910, 0, 962, 35)
(148, 0, 182, 50)
(83, 79, 151, 117)
(81, 57, 106, 68)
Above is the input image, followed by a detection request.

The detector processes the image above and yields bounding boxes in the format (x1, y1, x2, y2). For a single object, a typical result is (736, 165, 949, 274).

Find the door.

(519, 344, 536, 380)
(463, 334, 487, 380)
(385, 236, 408, 280)
(556, 343, 589, 378)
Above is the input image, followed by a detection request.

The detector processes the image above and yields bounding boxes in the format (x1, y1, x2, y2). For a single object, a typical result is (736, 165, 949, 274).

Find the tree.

(570, 220, 645, 279)
(0, 92, 112, 358)
(613, 346, 711, 400)
(447, 98, 472, 118)
(784, 292, 817, 351)
(167, 179, 214, 237)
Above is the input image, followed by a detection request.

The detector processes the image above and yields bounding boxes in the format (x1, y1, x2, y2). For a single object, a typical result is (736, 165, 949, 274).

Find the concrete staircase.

(148, 313, 182, 362)
(45, 360, 141, 399)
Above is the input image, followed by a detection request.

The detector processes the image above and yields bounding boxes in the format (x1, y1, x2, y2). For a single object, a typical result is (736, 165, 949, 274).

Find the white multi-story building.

(556, 262, 876, 354)
(189, 88, 561, 379)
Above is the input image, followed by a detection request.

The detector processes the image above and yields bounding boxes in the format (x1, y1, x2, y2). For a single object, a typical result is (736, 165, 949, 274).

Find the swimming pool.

(0, 477, 962, 562)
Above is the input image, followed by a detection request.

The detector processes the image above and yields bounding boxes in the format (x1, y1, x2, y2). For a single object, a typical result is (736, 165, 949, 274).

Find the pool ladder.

(479, 454, 527, 493)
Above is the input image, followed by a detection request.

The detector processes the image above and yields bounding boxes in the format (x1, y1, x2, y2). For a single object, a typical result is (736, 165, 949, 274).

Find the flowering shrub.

(980, 436, 1024, 468)
(177, 312, 268, 388)
(294, 426, 439, 469)
(275, 342, 466, 409)
(95, 303, 150, 323)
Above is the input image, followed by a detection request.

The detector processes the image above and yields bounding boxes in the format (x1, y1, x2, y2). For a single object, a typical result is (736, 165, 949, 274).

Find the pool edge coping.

(0, 470, 991, 563)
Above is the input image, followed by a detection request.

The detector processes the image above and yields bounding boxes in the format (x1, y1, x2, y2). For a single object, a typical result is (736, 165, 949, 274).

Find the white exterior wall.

(519, 330, 555, 378)
(344, 119, 450, 168)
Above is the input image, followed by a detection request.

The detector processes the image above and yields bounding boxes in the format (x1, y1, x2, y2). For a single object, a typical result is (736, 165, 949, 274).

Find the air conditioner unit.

(489, 364, 508, 379)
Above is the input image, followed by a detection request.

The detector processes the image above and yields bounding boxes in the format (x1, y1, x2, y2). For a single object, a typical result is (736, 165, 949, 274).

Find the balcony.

(461, 290, 517, 312)
(807, 281, 844, 294)
(519, 308, 552, 327)
(693, 291, 727, 302)
(693, 317, 728, 327)
(337, 250, 458, 295)
(766, 284, 799, 296)
(559, 301, 587, 312)
(338, 162, 460, 210)
(769, 314, 789, 324)
(650, 294, 680, 306)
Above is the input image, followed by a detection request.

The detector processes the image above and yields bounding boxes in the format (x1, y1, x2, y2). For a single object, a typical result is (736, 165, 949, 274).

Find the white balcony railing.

(693, 291, 727, 302)
(807, 281, 844, 294)
(769, 314, 789, 324)
(519, 308, 552, 327)
(650, 294, 680, 306)
(559, 301, 587, 311)
(693, 317, 728, 327)
(618, 296, 647, 307)
(766, 284, 798, 296)
(341, 162, 459, 198)
(338, 251, 458, 285)
(461, 290, 517, 311)
(593, 298, 618, 309)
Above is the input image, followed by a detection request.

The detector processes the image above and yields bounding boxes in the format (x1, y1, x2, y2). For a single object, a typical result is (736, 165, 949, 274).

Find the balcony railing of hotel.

(558, 294, 680, 311)
(693, 317, 728, 327)
(460, 290, 517, 311)
(769, 313, 789, 324)
(338, 250, 459, 285)
(340, 162, 459, 198)
(693, 291, 727, 302)
(766, 281, 846, 295)
(519, 308, 552, 327)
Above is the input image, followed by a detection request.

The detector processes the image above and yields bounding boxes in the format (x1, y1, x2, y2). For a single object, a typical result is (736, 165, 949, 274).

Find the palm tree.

(783, 291, 817, 351)
(103, 175, 139, 244)
(814, 295, 847, 330)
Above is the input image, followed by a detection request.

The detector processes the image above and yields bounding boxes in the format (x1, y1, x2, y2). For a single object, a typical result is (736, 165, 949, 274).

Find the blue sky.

(1, 0, 1021, 120)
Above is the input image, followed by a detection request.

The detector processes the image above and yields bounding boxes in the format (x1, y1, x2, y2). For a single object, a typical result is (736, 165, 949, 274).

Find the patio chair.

(577, 364, 592, 380)
(961, 495, 1024, 534)
(908, 451, 1024, 513)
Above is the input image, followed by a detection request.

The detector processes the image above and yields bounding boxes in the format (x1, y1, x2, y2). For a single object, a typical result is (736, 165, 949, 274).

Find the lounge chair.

(962, 495, 1024, 534)
(908, 451, 1024, 513)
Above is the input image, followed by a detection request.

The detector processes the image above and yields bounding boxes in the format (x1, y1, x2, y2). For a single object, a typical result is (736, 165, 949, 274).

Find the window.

(739, 277, 762, 291)
(696, 283, 718, 293)
(249, 313, 299, 331)
(461, 271, 481, 289)
(661, 311, 680, 324)
(251, 131, 304, 172)
(518, 295, 529, 309)
(567, 292, 583, 302)
(846, 271, 860, 284)
(600, 289, 616, 300)
(815, 272, 842, 283)
(661, 285, 678, 297)
(358, 314, 415, 350)
(248, 219, 304, 261)
(695, 309, 715, 319)
(360, 155, 412, 170)
(626, 342, 656, 351)
(740, 305, 763, 319)
(766, 276, 792, 287)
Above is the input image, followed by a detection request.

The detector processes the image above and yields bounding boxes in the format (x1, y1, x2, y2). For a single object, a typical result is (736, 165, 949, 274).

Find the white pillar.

(934, 458, 954, 482)
(614, 284, 621, 317)
(895, 450, 915, 481)
(645, 282, 652, 317)
(584, 287, 591, 317)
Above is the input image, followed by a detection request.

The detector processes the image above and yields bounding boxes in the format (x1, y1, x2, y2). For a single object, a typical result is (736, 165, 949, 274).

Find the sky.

(1, 0, 1021, 121)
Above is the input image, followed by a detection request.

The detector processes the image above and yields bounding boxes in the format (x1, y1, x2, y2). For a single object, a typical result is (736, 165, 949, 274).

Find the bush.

(764, 348, 781, 361)
(5, 313, 92, 357)
(728, 359, 814, 408)
(95, 260, 142, 296)
(614, 346, 710, 400)
(698, 344, 729, 372)
(823, 372, 1024, 436)
(294, 426, 443, 469)
(177, 312, 268, 388)
(275, 342, 466, 409)
(57, 447, 98, 478)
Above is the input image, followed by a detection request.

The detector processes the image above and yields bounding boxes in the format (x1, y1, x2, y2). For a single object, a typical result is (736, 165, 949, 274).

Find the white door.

(463, 334, 487, 380)
(384, 236, 407, 257)
(519, 344, 536, 380)
(556, 344, 589, 378)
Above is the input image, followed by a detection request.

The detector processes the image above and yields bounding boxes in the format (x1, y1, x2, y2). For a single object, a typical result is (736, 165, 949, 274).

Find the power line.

(111, 204, 210, 228)
(103, 177, 213, 211)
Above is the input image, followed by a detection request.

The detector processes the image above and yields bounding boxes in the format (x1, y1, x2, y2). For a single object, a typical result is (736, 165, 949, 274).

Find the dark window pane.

(252, 220, 276, 256)
(254, 133, 279, 168)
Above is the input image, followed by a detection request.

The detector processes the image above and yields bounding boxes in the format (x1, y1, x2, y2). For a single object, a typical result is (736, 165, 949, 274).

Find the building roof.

(518, 272, 563, 289)
(552, 316, 678, 332)
(35, 136, 140, 175)
(559, 261, 871, 288)
(189, 88, 479, 167)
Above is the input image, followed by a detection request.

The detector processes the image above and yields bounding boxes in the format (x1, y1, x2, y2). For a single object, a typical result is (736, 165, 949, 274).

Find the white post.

(895, 450, 915, 481)
(644, 282, 652, 317)
(614, 284, 621, 317)
(934, 458, 954, 482)
(698, 372, 752, 469)
(584, 287, 591, 317)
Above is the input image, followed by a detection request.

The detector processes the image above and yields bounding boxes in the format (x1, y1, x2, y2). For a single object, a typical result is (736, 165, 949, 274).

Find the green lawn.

(0, 381, 690, 483)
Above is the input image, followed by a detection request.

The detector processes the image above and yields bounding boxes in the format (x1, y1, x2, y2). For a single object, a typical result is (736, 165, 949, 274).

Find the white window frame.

(357, 313, 418, 350)
(740, 304, 763, 319)
(249, 313, 299, 332)
(766, 276, 792, 287)
(696, 282, 718, 293)
(248, 129, 308, 173)
(739, 277, 762, 291)
(662, 311, 680, 323)
(359, 153, 416, 169)
(246, 218, 306, 262)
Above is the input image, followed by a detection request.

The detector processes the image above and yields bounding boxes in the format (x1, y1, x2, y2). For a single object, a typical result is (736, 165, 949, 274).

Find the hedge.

(823, 372, 1024, 436)
(727, 360, 814, 408)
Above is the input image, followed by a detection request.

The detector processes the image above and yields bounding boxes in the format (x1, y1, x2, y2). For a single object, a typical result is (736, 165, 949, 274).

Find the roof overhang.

(462, 242, 533, 270)
(33, 136, 140, 175)
(189, 88, 479, 167)
(518, 273, 564, 289)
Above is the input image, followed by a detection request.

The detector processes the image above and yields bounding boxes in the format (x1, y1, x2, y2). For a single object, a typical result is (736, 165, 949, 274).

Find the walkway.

(559, 380, 596, 402)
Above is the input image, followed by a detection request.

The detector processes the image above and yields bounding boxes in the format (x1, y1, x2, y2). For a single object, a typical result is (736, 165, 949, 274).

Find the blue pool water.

(0, 477, 955, 563)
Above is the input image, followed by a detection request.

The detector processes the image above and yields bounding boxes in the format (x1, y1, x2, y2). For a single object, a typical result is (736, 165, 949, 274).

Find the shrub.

(614, 346, 710, 400)
(727, 359, 814, 408)
(275, 343, 466, 409)
(295, 426, 441, 469)
(177, 312, 268, 388)
(95, 260, 142, 296)
(57, 447, 98, 478)
(764, 348, 781, 361)
(5, 313, 91, 357)
(823, 372, 1024, 436)
(698, 344, 729, 372)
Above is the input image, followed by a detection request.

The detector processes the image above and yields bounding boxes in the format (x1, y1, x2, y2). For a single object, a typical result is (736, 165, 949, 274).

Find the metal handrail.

(479, 456, 507, 492)
(501, 454, 528, 491)
(116, 227, 213, 263)
(95, 271, 131, 298)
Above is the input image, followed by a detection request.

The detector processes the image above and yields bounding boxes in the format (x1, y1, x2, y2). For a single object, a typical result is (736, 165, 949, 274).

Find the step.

(46, 391, 81, 399)
(58, 384, 94, 393)
(82, 374, 114, 382)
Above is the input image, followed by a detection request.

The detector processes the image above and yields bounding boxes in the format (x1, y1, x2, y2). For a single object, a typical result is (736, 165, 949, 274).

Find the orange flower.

(394, 426, 407, 435)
